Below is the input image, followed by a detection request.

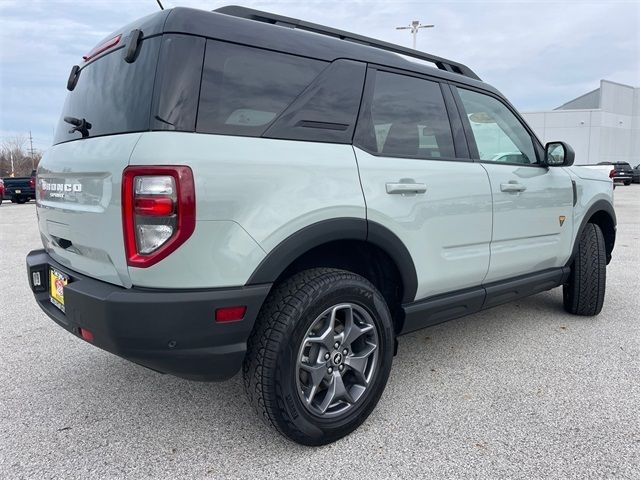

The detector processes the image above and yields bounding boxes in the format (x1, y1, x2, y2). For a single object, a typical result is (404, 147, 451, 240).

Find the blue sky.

(1, 0, 638, 151)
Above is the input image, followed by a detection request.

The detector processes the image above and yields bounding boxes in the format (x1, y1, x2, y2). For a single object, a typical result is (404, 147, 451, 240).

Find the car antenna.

(155, 0, 164, 10)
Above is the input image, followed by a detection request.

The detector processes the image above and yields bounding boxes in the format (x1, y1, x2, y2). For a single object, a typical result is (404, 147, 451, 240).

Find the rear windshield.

(616, 163, 632, 171)
(53, 36, 162, 144)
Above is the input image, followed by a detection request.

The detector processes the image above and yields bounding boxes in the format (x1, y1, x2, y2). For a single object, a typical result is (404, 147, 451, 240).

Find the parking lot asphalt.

(0, 186, 639, 479)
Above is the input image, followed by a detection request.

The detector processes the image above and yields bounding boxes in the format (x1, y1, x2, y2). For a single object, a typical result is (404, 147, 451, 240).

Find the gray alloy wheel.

(243, 268, 394, 445)
(296, 303, 379, 418)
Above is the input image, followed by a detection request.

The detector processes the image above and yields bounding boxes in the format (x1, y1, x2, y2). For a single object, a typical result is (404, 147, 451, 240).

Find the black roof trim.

(215, 5, 481, 81)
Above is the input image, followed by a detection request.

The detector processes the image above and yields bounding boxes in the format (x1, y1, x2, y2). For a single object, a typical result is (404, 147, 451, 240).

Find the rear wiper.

(64, 116, 92, 138)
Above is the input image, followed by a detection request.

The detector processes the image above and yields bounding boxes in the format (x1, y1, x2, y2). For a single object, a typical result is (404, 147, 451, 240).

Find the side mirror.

(544, 141, 575, 167)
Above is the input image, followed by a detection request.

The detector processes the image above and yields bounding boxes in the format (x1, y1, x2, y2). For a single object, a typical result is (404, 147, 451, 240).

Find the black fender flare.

(566, 199, 616, 266)
(246, 217, 418, 303)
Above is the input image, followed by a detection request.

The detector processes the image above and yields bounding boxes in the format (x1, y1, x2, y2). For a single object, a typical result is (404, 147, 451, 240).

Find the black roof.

(97, 5, 498, 94)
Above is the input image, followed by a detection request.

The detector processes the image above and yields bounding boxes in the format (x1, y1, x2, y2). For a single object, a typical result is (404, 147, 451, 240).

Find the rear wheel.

(243, 268, 394, 445)
(624, 181, 631, 186)
(563, 223, 606, 316)
(16, 197, 26, 204)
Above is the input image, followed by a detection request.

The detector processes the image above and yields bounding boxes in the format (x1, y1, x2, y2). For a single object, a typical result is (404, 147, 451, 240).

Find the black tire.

(243, 268, 394, 445)
(16, 197, 26, 204)
(624, 181, 631, 186)
(563, 223, 606, 316)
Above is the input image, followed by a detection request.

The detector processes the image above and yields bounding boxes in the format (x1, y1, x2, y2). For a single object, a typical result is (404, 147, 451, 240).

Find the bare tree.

(0, 135, 40, 176)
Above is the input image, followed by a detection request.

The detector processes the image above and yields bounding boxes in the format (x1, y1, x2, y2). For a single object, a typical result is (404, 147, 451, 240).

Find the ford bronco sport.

(26, 6, 616, 445)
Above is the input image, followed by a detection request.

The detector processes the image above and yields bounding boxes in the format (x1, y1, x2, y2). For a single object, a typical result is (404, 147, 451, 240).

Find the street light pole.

(396, 20, 435, 50)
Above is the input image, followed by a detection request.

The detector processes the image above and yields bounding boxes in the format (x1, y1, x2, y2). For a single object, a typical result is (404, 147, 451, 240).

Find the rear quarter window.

(196, 40, 326, 137)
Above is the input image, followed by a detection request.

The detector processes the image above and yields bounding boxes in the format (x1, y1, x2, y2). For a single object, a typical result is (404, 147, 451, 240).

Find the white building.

(522, 80, 639, 165)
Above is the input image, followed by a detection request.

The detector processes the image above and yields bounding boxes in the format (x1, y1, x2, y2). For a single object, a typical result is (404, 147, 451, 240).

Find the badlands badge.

(559, 215, 566, 227)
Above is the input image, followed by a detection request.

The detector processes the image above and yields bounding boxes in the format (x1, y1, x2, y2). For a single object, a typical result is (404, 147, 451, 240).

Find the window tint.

(457, 88, 537, 165)
(53, 36, 161, 144)
(151, 34, 206, 132)
(264, 59, 366, 144)
(355, 71, 455, 159)
(197, 40, 326, 137)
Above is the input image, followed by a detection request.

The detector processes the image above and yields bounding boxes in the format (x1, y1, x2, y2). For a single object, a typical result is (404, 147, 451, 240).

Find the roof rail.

(214, 6, 481, 81)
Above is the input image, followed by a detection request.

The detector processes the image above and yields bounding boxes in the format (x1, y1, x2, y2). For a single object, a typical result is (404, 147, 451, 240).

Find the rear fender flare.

(246, 218, 418, 303)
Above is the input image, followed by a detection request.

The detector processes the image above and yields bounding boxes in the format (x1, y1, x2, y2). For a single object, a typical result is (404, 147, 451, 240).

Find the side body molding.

(245, 218, 418, 303)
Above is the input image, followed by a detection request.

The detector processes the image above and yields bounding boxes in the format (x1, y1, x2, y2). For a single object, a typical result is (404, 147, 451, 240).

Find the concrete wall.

(522, 80, 638, 166)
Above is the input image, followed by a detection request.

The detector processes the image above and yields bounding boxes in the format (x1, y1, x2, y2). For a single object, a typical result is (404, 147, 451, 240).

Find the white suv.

(26, 6, 616, 445)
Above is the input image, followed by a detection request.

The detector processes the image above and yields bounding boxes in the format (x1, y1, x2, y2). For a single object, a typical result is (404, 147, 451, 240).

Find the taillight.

(29, 177, 35, 188)
(609, 169, 615, 179)
(122, 166, 195, 268)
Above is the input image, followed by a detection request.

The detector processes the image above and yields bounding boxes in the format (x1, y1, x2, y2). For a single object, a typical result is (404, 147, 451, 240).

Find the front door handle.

(385, 182, 427, 195)
(500, 182, 526, 193)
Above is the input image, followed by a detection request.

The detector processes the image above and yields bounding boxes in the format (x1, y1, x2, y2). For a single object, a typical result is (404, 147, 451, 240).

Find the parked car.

(598, 161, 633, 185)
(26, 6, 616, 445)
(3, 170, 36, 203)
(632, 163, 640, 183)
(0, 178, 4, 205)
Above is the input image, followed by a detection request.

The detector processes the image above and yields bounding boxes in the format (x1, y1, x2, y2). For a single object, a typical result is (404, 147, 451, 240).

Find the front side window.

(457, 88, 537, 165)
(197, 40, 326, 137)
(356, 71, 455, 159)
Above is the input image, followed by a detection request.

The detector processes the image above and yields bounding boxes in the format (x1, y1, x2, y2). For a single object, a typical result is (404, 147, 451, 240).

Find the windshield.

(53, 36, 161, 144)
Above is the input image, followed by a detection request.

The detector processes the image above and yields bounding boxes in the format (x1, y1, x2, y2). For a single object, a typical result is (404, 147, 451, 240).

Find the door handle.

(385, 182, 427, 195)
(500, 182, 526, 193)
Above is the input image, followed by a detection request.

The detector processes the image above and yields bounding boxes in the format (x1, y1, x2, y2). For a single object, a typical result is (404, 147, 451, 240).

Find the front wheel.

(563, 223, 606, 316)
(243, 268, 394, 445)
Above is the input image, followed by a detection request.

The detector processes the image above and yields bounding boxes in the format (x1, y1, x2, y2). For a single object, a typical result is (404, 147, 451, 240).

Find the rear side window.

(355, 71, 455, 159)
(53, 36, 162, 144)
(197, 40, 326, 137)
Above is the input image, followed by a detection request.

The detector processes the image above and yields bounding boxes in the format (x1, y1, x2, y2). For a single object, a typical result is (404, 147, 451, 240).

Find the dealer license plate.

(49, 268, 69, 313)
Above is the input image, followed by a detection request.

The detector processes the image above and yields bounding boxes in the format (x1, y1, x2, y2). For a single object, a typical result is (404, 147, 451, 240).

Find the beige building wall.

(522, 80, 638, 166)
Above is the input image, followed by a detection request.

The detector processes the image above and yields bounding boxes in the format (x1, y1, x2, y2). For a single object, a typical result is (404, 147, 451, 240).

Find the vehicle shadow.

(26, 288, 574, 461)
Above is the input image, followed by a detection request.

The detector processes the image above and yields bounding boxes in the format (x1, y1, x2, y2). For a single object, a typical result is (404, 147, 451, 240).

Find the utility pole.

(29, 131, 35, 169)
(396, 20, 435, 50)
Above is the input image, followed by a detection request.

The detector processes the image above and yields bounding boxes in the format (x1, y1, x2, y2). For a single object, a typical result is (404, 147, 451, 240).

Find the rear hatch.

(37, 15, 166, 287)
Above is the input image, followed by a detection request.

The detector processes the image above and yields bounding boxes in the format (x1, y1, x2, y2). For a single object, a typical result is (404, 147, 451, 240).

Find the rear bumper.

(5, 187, 35, 197)
(612, 175, 632, 182)
(26, 249, 271, 381)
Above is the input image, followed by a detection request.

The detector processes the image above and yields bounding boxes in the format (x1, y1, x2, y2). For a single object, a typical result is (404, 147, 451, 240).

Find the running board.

(400, 267, 570, 335)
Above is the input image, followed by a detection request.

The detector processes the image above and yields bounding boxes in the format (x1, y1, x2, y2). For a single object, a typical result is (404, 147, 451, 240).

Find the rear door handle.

(385, 182, 427, 195)
(500, 182, 526, 193)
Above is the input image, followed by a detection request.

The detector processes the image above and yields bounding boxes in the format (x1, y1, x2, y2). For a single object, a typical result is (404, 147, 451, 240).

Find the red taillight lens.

(134, 196, 174, 216)
(609, 169, 615, 179)
(122, 166, 196, 268)
(83, 34, 121, 62)
(215, 306, 247, 323)
(29, 177, 35, 188)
